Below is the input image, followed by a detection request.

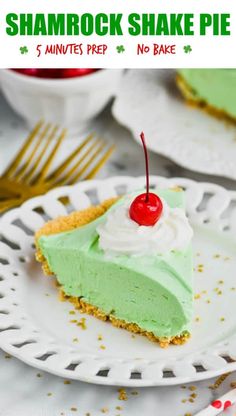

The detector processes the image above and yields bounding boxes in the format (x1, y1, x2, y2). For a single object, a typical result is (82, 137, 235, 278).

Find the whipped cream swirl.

(97, 197, 193, 257)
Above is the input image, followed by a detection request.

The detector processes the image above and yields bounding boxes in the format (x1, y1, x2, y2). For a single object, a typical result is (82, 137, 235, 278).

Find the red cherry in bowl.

(61, 68, 97, 78)
(130, 193, 163, 226)
(11, 68, 98, 79)
(38, 69, 61, 78)
(14, 69, 40, 77)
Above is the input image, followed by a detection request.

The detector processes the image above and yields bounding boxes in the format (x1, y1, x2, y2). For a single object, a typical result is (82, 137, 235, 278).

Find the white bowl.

(0, 69, 123, 133)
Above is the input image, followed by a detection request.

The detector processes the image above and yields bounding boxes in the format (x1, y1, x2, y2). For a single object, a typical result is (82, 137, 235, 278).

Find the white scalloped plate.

(112, 70, 236, 180)
(0, 176, 236, 387)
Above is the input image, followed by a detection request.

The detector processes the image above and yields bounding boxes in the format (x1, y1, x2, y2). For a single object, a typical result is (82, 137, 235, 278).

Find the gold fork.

(0, 121, 115, 213)
(0, 121, 66, 200)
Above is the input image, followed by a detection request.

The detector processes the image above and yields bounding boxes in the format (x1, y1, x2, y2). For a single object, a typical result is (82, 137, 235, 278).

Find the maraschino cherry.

(129, 132, 163, 226)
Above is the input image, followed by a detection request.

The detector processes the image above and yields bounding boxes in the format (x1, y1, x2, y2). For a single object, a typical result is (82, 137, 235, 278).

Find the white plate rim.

(112, 69, 236, 181)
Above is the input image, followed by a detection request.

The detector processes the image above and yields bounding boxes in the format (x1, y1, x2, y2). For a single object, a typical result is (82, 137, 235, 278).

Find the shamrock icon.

(183, 45, 192, 54)
(116, 45, 125, 54)
(20, 46, 29, 55)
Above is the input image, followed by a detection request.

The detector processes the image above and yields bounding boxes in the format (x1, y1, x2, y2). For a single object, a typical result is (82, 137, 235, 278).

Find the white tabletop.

(0, 93, 236, 416)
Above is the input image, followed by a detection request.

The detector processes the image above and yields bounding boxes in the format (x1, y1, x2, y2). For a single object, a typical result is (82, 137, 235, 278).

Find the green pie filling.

(38, 190, 193, 339)
(178, 69, 236, 119)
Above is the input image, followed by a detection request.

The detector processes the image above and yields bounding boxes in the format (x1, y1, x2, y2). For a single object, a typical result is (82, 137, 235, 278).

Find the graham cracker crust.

(176, 74, 236, 125)
(59, 290, 190, 348)
(35, 196, 190, 348)
(35, 197, 118, 275)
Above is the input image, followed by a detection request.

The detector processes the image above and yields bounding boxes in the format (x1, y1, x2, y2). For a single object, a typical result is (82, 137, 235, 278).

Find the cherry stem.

(140, 132, 149, 203)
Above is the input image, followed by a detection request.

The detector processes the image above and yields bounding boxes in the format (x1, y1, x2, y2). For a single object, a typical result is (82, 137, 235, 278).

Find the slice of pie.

(177, 69, 236, 123)
(35, 188, 193, 348)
